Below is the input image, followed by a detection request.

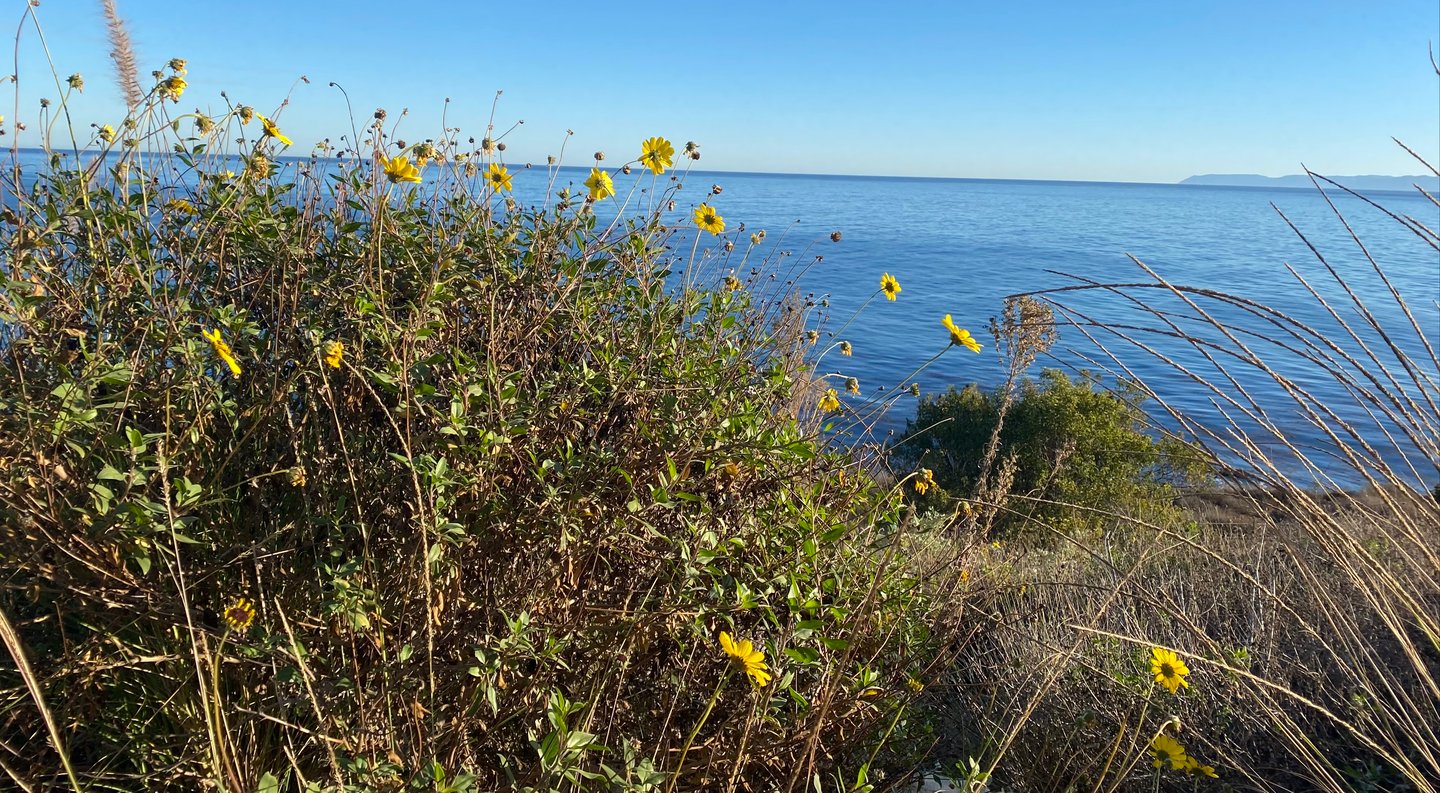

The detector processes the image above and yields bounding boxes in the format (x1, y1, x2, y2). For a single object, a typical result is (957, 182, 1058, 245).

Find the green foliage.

(896, 369, 1207, 539)
(0, 73, 941, 791)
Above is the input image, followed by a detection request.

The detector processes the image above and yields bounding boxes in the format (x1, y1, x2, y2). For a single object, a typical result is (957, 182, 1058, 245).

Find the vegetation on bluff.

(1, 11, 1437, 793)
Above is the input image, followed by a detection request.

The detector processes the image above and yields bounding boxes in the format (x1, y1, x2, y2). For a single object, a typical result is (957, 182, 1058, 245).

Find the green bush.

(0, 66, 944, 792)
(895, 369, 1207, 539)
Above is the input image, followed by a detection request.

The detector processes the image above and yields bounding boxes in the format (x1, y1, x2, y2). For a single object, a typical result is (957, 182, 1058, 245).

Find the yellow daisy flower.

(1181, 756, 1219, 778)
(818, 388, 841, 413)
(160, 75, 186, 102)
(1150, 647, 1191, 694)
(201, 328, 241, 376)
(224, 597, 256, 632)
(257, 114, 292, 146)
(98, 124, 116, 143)
(914, 468, 936, 495)
(880, 272, 901, 301)
(1150, 734, 1188, 770)
(165, 198, 197, 215)
(584, 167, 613, 200)
(639, 136, 675, 175)
(487, 163, 513, 192)
(942, 314, 983, 353)
(693, 203, 725, 235)
(322, 340, 344, 369)
(719, 631, 771, 687)
(724, 274, 742, 291)
(384, 155, 422, 184)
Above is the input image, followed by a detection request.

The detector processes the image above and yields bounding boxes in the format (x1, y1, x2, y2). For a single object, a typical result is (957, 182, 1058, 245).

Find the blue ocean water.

(14, 150, 1439, 484)
(623, 167, 1439, 484)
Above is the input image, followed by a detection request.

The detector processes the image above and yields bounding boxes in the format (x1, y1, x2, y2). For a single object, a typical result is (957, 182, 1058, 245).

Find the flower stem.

(667, 668, 731, 793)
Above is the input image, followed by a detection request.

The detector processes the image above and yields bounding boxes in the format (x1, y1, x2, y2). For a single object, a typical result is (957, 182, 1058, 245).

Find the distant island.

(1180, 173, 1439, 192)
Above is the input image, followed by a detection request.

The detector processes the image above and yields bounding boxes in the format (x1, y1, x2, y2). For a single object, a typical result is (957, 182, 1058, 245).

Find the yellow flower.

(160, 75, 186, 102)
(914, 468, 936, 495)
(905, 676, 925, 693)
(98, 124, 116, 144)
(1150, 734, 1188, 770)
(719, 631, 771, 687)
(845, 376, 860, 395)
(238, 106, 255, 125)
(880, 272, 901, 301)
(693, 203, 725, 235)
(201, 328, 241, 376)
(818, 388, 841, 413)
(384, 155, 422, 184)
(67, 73, 85, 92)
(584, 167, 613, 200)
(1150, 647, 1191, 694)
(224, 597, 256, 632)
(724, 274, 742, 291)
(165, 198, 197, 215)
(195, 114, 215, 134)
(487, 162, 514, 192)
(1181, 756, 1219, 778)
(322, 340, 344, 369)
(942, 314, 982, 353)
(257, 114, 292, 146)
(639, 136, 675, 175)
(839, 341, 852, 356)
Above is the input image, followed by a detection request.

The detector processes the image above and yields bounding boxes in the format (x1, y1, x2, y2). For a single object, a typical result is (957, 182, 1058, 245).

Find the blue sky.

(14, 0, 1439, 182)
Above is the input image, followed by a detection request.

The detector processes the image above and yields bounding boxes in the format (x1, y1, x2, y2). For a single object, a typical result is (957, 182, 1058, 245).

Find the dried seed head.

(621, 164, 632, 175)
(806, 330, 819, 344)
(374, 108, 387, 121)
(711, 184, 723, 194)
(67, 73, 84, 92)
(496, 142, 506, 151)
(167, 58, 188, 74)
(546, 155, 556, 165)
(723, 240, 735, 252)
(593, 151, 604, 161)
(909, 383, 921, 397)
(830, 231, 842, 242)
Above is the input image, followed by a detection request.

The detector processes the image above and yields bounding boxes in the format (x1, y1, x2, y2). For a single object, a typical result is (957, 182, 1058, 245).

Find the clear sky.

(13, 0, 1439, 182)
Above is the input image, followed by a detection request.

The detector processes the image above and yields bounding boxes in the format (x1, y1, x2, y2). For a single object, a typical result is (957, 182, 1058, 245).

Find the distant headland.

(1180, 173, 1439, 192)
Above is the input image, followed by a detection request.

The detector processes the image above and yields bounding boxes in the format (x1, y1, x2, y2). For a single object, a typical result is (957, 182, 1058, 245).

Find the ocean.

(13, 150, 1440, 485)
(599, 166, 1440, 486)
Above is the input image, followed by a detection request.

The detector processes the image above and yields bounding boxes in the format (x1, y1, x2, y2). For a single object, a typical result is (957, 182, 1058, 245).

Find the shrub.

(895, 369, 1206, 540)
(0, 63, 949, 792)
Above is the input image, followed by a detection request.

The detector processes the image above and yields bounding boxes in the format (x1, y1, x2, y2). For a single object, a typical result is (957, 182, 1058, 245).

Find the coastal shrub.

(0, 61, 957, 792)
(894, 369, 1206, 540)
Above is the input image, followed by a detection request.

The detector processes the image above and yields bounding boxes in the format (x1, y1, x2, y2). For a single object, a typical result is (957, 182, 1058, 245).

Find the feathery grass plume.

(100, 0, 142, 110)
